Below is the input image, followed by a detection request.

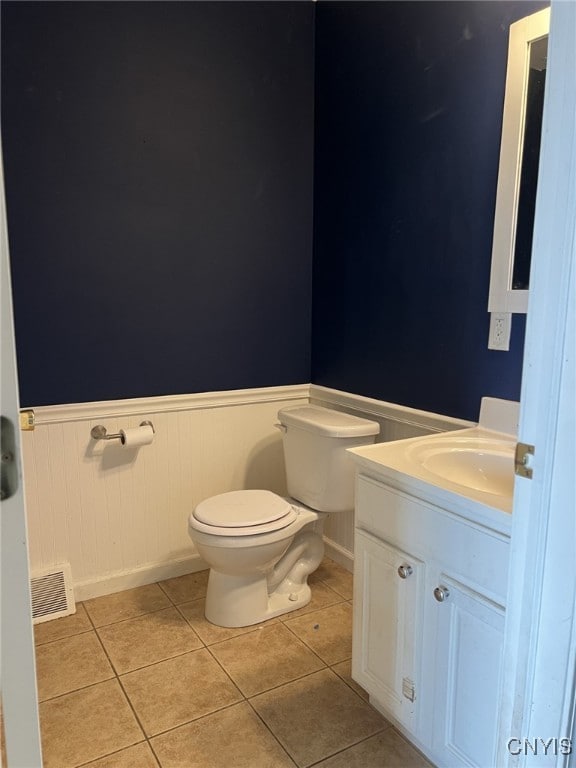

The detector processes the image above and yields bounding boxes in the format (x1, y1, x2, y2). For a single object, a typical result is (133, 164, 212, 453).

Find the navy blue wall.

(4, 2, 545, 420)
(2, 1, 314, 406)
(312, 1, 546, 421)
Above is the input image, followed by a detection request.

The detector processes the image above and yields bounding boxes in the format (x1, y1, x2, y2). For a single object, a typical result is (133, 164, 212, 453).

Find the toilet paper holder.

(90, 420, 155, 443)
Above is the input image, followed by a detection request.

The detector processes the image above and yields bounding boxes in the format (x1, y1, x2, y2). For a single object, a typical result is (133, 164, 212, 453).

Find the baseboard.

(76, 545, 350, 602)
(323, 536, 354, 574)
(74, 554, 208, 602)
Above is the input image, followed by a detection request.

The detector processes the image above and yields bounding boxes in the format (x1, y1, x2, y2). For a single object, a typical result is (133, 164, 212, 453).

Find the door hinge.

(19, 408, 35, 431)
(515, 442, 535, 479)
(402, 677, 416, 702)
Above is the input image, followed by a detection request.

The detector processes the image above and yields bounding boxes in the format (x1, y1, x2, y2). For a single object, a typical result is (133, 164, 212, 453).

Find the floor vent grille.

(31, 564, 75, 624)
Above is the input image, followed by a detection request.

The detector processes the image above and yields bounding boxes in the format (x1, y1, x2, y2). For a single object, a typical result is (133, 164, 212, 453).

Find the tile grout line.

(85, 608, 166, 767)
(102, 639, 207, 678)
(145, 735, 164, 768)
(40, 562, 369, 767)
(34, 626, 94, 648)
(156, 574, 209, 608)
(281, 610, 353, 670)
(275, 609, 388, 712)
(84, 603, 188, 631)
(104, 587, 249, 749)
(242, 666, 389, 768)
(244, 698, 300, 768)
(36, 615, 150, 768)
(74, 739, 160, 768)
(304, 725, 394, 768)
(172, 602, 288, 647)
(90, 618, 150, 743)
(146, 699, 251, 741)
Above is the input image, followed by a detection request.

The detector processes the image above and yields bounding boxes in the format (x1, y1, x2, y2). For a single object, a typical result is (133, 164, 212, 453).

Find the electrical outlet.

(488, 312, 512, 351)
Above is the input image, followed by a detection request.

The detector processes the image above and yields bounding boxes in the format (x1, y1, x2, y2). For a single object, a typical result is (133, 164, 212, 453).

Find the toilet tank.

(278, 405, 380, 513)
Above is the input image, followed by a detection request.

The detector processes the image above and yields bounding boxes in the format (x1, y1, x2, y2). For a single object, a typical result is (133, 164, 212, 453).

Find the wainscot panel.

(310, 386, 473, 569)
(21, 386, 309, 601)
(21, 384, 473, 600)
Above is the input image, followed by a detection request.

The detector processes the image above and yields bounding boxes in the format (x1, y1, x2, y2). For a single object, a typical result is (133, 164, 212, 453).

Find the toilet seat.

(190, 490, 298, 536)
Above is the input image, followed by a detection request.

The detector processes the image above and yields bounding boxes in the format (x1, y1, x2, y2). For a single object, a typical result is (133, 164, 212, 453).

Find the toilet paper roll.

(120, 424, 154, 448)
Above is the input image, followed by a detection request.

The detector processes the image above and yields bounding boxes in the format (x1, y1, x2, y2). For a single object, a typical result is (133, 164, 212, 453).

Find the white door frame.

(498, 1, 576, 765)
(1, 151, 43, 765)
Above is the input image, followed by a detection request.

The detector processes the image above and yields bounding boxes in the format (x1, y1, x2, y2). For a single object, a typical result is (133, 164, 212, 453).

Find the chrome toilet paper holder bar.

(90, 420, 155, 443)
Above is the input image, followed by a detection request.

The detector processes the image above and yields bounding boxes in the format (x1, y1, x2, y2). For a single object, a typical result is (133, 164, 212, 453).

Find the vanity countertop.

(348, 426, 516, 536)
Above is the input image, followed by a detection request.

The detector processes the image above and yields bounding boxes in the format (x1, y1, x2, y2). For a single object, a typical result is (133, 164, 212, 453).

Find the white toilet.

(188, 405, 379, 627)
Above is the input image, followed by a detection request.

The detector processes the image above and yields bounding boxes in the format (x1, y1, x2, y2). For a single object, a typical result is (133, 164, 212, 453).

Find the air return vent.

(30, 564, 75, 624)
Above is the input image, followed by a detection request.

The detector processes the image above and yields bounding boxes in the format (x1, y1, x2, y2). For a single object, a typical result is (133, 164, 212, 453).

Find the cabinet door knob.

(397, 564, 413, 579)
(434, 585, 450, 602)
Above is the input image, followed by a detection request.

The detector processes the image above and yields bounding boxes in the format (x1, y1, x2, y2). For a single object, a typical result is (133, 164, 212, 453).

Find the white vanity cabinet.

(428, 569, 505, 767)
(353, 528, 424, 731)
(352, 473, 510, 768)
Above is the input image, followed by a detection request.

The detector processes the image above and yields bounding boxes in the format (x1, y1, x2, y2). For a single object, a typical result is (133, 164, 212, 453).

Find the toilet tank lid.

(278, 405, 380, 438)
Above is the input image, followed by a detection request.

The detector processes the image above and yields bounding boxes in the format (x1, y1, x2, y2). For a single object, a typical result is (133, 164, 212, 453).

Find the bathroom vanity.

(348, 413, 516, 768)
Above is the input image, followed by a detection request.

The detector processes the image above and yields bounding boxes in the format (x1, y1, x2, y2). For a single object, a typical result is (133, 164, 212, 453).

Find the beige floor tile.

(251, 669, 387, 767)
(151, 701, 296, 768)
(209, 623, 325, 696)
(97, 607, 203, 673)
(278, 580, 345, 621)
(178, 598, 278, 645)
(285, 602, 353, 665)
(121, 648, 242, 736)
(36, 631, 114, 701)
(34, 604, 93, 645)
(82, 741, 159, 768)
(39, 679, 143, 768)
(84, 584, 171, 627)
(313, 728, 432, 768)
(331, 660, 369, 701)
(158, 570, 209, 604)
(310, 558, 354, 600)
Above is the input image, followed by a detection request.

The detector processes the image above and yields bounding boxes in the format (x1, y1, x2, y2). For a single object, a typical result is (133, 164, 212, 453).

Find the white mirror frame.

(488, 7, 550, 315)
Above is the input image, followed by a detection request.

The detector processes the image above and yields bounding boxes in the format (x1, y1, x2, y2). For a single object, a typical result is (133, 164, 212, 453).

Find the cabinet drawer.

(356, 474, 509, 603)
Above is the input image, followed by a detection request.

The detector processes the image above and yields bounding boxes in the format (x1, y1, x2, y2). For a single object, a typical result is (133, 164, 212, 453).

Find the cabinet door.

(430, 575, 505, 768)
(352, 529, 424, 729)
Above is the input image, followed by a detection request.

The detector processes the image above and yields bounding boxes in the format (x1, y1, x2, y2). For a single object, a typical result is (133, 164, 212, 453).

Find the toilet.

(188, 405, 379, 627)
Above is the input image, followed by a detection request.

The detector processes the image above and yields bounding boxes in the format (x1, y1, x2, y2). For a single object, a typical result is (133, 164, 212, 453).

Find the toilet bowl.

(189, 490, 325, 627)
(188, 405, 380, 628)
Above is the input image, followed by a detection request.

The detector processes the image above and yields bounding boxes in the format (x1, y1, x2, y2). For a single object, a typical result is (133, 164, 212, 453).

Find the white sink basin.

(405, 436, 514, 497)
(348, 427, 516, 513)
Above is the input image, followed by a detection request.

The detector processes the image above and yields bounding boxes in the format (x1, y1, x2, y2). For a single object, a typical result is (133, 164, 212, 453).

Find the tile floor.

(28, 558, 431, 768)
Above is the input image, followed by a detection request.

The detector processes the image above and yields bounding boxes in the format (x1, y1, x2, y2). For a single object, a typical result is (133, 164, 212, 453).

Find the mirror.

(488, 7, 549, 315)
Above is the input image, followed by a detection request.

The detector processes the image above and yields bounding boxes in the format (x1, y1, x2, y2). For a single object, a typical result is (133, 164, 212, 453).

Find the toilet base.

(204, 569, 312, 628)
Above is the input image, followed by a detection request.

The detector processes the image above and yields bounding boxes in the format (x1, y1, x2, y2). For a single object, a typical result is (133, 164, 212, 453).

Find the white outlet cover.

(488, 312, 512, 351)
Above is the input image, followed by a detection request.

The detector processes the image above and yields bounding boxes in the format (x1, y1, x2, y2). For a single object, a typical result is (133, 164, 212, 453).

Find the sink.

(405, 436, 514, 497)
(347, 427, 517, 513)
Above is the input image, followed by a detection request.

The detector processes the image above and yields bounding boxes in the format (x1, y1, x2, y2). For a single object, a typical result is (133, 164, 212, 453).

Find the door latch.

(1, 416, 19, 501)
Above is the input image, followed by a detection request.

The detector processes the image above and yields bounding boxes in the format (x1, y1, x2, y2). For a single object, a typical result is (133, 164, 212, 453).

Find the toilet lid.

(191, 490, 298, 536)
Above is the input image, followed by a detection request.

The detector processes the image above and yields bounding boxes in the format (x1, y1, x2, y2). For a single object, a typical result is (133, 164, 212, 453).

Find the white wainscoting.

(310, 385, 473, 570)
(21, 386, 309, 600)
(20, 384, 473, 599)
